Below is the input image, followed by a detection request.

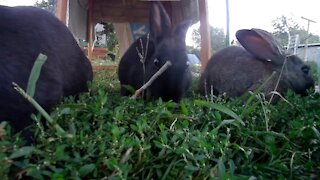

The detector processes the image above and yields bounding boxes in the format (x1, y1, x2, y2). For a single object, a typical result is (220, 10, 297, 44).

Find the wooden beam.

(198, 0, 211, 71)
(55, 0, 68, 24)
(95, 7, 149, 23)
(98, 16, 148, 23)
(87, 0, 94, 60)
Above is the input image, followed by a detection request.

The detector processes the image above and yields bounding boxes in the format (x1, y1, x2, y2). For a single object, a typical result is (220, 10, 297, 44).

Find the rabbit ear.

(149, 1, 172, 44)
(236, 28, 285, 65)
(174, 20, 192, 43)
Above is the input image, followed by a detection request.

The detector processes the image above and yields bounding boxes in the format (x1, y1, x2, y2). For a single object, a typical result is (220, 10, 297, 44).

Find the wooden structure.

(54, 0, 67, 24)
(82, 46, 108, 59)
(55, 0, 211, 70)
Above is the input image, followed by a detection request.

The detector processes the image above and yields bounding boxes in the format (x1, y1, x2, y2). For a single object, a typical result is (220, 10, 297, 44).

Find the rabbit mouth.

(289, 78, 314, 95)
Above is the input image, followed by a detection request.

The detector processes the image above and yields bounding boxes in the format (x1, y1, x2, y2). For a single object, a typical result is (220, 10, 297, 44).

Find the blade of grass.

(161, 158, 177, 180)
(13, 82, 67, 136)
(245, 71, 276, 105)
(194, 100, 245, 126)
(27, 53, 47, 97)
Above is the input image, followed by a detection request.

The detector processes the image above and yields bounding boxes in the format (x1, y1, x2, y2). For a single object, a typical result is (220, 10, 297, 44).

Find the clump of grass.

(0, 68, 319, 179)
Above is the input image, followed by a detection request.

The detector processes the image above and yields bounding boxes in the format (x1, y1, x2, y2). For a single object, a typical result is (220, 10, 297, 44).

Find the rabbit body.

(0, 5, 93, 140)
(118, 2, 192, 102)
(199, 28, 314, 99)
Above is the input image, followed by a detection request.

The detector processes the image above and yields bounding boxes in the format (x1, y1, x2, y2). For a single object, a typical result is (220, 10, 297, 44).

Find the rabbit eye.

(301, 66, 310, 74)
(186, 61, 190, 67)
(154, 58, 160, 67)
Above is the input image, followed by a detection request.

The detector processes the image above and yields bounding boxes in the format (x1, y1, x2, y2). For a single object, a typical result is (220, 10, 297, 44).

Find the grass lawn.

(0, 67, 319, 179)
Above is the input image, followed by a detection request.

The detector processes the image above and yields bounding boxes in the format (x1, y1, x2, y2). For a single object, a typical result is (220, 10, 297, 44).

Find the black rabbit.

(199, 28, 314, 101)
(0, 5, 93, 141)
(118, 1, 192, 102)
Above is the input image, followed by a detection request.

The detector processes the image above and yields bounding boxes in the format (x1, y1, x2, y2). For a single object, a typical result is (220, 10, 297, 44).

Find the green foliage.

(272, 15, 320, 47)
(306, 61, 319, 84)
(191, 26, 227, 53)
(0, 69, 319, 179)
(101, 22, 119, 53)
(27, 54, 47, 98)
(34, 0, 56, 13)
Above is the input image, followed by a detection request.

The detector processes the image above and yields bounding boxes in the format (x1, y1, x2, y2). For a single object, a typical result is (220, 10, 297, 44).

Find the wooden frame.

(55, 0, 68, 24)
(55, 0, 211, 70)
(199, 0, 211, 71)
(87, 0, 94, 60)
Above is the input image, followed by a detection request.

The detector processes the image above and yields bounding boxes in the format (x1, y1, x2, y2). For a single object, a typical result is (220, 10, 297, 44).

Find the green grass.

(0, 68, 319, 179)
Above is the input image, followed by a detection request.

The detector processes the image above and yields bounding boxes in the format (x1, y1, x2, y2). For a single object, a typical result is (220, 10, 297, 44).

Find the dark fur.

(199, 28, 314, 100)
(0, 5, 93, 141)
(118, 1, 192, 102)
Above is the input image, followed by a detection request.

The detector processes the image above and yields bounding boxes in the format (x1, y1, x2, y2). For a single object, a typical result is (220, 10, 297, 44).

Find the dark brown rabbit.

(0, 5, 93, 142)
(118, 1, 192, 102)
(199, 28, 314, 101)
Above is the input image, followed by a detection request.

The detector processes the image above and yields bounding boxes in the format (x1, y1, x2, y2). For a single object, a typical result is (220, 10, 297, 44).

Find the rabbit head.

(199, 28, 314, 100)
(118, 1, 192, 102)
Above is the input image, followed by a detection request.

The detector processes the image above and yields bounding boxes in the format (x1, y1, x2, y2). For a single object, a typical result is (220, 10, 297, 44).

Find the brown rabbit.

(199, 28, 314, 101)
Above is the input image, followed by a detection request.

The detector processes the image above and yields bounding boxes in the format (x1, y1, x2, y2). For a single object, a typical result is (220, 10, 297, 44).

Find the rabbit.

(118, 1, 192, 102)
(199, 28, 314, 101)
(0, 5, 93, 142)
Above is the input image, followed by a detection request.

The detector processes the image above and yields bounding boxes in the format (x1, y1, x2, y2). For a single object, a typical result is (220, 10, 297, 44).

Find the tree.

(191, 26, 227, 54)
(34, 0, 56, 13)
(187, 45, 200, 59)
(272, 15, 320, 47)
(100, 22, 118, 52)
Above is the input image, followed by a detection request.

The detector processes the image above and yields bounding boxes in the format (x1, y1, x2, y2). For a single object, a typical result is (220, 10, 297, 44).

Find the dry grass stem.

(132, 61, 172, 99)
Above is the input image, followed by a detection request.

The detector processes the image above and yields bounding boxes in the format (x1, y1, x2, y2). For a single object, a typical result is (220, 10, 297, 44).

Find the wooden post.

(55, 0, 68, 24)
(87, 0, 94, 60)
(199, 0, 211, 71)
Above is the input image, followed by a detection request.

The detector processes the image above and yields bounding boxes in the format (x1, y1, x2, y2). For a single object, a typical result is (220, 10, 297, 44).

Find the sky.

(1, 0, 319, 46)
(0, 0, 35, 6)
(185, 0, 320, 45)
(203, 0, 320, 40)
